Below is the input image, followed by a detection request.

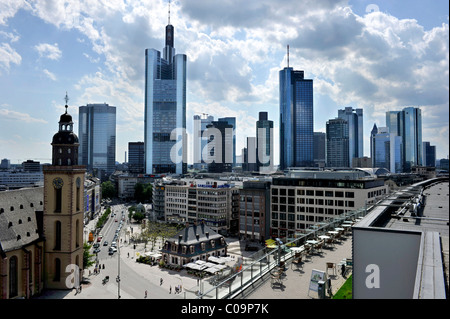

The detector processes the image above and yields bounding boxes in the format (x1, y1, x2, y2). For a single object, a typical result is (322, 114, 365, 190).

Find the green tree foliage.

(83, 242, 95, 269)
(134, 182, 152, 202)
(101, 181, 117, 199)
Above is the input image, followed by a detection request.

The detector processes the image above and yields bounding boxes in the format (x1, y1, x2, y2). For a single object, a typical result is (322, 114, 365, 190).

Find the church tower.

(43, 93, 86, 289)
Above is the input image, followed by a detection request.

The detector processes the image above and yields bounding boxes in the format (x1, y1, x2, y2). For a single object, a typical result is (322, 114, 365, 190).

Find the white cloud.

(0, 108, 48, 124)
(42, 68, 57, 81)
(0, 43, 21, 73)
(34, 42, 62, 60)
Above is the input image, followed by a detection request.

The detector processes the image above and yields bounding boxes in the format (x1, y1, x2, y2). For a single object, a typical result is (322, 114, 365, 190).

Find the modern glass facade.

(256, 112, 274, 173)
(279, 68, 314, 170)
(218, 117, 236, 167)
(144, 21, 186, 175)
(193, 114, 214, 170)
(337, 107, 363, 167)
(402, 107, 422, 172)
(326, 118, 349, 167)
(128, 142, 145, 173)
(385, 107, 422, 172)
(78, 103, 116, 181)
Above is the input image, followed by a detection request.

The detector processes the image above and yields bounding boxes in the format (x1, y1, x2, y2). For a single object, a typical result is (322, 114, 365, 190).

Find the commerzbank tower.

(144, 4, 187, 175)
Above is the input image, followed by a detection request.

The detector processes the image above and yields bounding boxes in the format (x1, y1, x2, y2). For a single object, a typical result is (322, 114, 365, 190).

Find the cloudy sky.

(0, 0, 448, 166)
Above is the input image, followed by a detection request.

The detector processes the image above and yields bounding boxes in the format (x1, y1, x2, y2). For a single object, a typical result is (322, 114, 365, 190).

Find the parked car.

(103, 241, 108, 246)
(93, 248, 101, 254)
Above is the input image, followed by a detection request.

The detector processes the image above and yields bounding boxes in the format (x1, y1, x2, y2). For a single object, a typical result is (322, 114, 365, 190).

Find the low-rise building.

(239, 181, 271, 242)
(164, 180, 239, 236)
(270, 170, 388, 239)
(161, 222, 227, 266)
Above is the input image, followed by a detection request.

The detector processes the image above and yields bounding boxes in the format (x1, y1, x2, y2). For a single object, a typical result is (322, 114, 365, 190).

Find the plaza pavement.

(240, 233, 353, 299)
(37, 211, 353, 300)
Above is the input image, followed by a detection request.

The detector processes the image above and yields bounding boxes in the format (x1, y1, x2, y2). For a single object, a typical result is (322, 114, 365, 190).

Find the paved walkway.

(240, 233, 353, 299)
(36, 208, 353, 299)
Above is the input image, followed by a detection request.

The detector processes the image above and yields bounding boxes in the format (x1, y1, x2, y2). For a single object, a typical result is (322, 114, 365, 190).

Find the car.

(93, 248, 101, 254)
(93, 243, 100, 248)
(103, 241, 108, 246)
(111, 241, 117, 247)
(108, 249, 115, 255)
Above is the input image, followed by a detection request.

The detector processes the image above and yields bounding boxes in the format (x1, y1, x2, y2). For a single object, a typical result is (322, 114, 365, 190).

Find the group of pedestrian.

(169, 284, 182, 294)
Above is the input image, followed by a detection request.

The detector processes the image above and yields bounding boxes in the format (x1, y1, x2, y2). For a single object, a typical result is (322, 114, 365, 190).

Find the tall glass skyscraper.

(193, 114, 214, 170)
(385, 107, 422, 172)
(256, 112, 274, 173)
(218, 117, 236, 167)
(337, 107, 363, 167)
(326, 118, 349, 167)
(78, 103, 116, 181)
(279, 67, 313, 170)
(144, 17, 187, 175)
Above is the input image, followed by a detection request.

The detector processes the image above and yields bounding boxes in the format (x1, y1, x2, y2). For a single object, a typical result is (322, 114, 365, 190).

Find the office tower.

(1, 158, 11, 169)
(243, 136, 257, 172)
(256, 112, 274, 173)
(44, 98, 85, 289)
(144, 14, 187, 175)
(422, 142, 436, 167)
(337, 107, 363, 166)
(386, 111, 401, 136)
(371, 127, 403, 173)
(279, 64, 314, 170)
(370, 123, 378, 167)
(402, 107, 422, 171)
(22, 160, 41, 172)
(313, 132, 326, 167)
(206, 121, 233, 173)
(386, 107, 422, 172)
(78, 103, 116, 181)
(193, 114, 214, 170)
(218, 117, 236, 167)
(326, 118, 349, 167)
(128, 142, 145, 174)
(372, 127, 390, 170)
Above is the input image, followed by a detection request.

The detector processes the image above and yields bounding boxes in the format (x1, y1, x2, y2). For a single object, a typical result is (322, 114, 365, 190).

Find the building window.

(55, 221, 61, 250)
(55, 188, 62, 212)
(9, 256, 18, 298)
(54, 258, 61, 282)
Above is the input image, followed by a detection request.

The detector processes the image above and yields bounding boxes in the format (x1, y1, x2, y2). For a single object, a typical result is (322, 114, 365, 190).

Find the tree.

(134, 182, 152, 202)
(83, 243, 95, 269)
(132, 211, 145, 223)
(101, 181, 117, 199)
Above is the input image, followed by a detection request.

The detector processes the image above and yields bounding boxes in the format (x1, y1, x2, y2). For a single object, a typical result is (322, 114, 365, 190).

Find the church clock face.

(53, 177, 64, 189)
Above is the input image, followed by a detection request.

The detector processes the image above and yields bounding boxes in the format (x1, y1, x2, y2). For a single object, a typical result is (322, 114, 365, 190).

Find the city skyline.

(0, 0, 448, 165)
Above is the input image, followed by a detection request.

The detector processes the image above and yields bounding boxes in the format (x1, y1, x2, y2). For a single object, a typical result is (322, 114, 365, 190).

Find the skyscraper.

(193, 114, 214, 171)
(256, 112, 274, 173)
(326, 118, 349, 167)
(313, 132, 326, 167)
(385, 107, 422, 172)
(78, 103, 116, 181)
(279, 65, 314, 170)
(144, 13, 187, 175)
(206, 120, 233, 173)
(337, 107, 363, 166)
(371, 127, 402, 173)
(128, 142, 145, 173)
(422, 142, 436, 167)
(218, 117, 236, 167)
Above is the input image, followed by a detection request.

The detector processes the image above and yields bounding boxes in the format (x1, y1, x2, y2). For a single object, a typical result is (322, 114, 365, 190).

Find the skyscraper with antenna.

(144, 0, 187, 174)
(279, 45, 314, 169)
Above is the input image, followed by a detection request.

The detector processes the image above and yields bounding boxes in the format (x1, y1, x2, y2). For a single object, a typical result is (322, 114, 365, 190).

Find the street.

(57, 203, 196, 299)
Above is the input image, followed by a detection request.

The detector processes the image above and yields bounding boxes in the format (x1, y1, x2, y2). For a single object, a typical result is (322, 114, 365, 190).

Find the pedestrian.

(103, 264, 105, 269)
(128, 252, 130, 258)
(169, 285, 172, 294)
(160, 278, 163, 285)
(145, 290, 147, 298)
